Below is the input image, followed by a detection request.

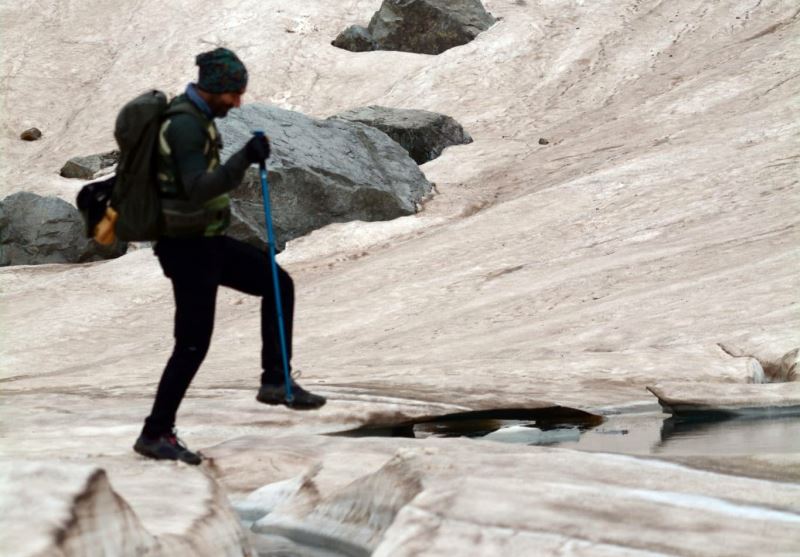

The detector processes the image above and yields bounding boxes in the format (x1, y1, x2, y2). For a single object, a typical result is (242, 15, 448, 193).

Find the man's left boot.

(257, 378, 326, 410)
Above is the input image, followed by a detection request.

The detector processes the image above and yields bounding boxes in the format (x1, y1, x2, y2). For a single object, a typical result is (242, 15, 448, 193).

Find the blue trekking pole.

(254, 130, 293, 404)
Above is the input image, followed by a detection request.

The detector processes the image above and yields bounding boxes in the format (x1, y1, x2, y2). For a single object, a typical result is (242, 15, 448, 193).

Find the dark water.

(337, 406, 800, 456)
(551, 411, 800, 455)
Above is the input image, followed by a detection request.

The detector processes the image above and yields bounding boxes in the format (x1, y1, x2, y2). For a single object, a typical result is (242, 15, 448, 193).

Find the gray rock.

(20, 128, 42, 141)
(218, 104, 432, 250)
(0, 192, 126, 266)
(331, 25, 377, 52)
(330, 105, 473, 164)
(227, 200, 267, 249)
(60, 150, 119, 180)
(335, 0, 496, 55)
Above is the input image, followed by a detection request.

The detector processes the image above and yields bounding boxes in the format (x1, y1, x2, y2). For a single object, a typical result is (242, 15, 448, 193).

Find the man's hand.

(244, 134, 271, 164)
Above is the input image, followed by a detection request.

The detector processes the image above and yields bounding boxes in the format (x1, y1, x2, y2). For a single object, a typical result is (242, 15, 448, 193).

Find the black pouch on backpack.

(76, 175, 116, 238)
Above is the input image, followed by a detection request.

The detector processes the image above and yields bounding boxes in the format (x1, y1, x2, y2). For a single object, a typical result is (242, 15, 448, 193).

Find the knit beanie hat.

(196, 47, 248, 93)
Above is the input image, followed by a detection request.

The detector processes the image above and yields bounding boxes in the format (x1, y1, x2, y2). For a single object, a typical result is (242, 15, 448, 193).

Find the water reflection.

(654, 414, 800, 455)
(553, 413, 800, 455)
(334, 408, 800, 455)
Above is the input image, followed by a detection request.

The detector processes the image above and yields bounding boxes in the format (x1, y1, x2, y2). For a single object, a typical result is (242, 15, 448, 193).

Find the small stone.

(538, 137, 550, 145)
(20, 128, 42, 141)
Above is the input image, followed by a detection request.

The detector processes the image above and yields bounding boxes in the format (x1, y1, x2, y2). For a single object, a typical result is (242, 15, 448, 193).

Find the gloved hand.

(244, 134, 271, 164)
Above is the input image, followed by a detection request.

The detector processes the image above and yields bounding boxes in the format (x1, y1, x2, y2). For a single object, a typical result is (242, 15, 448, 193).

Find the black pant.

(142, 235, 294, 438)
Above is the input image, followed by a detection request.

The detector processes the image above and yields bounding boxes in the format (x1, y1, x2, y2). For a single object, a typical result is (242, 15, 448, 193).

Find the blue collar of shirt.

(185, 83, 214, 119)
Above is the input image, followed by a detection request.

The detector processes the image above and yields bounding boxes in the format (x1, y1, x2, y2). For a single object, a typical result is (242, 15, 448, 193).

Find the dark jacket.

(157, 94, 250, 237)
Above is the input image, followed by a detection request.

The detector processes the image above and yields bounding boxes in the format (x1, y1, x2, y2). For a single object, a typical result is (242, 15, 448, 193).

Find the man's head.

(195, 47, 248, 117)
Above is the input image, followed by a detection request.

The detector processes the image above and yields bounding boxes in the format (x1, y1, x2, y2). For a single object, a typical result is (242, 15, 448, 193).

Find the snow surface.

(1, 0, 799, 555)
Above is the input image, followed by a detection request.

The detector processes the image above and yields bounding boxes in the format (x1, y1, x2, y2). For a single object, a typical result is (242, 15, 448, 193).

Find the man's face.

(208, 90, 244, 118)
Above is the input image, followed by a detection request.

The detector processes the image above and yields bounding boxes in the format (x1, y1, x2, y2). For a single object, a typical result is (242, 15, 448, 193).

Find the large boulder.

(330, 106, 473, 164)
(0, 192, 126, 266)
(217, 104, 433, 249)
(60, 150, 119, 179)
(333, 0, 496, 55)
(331, 25, 377, 52)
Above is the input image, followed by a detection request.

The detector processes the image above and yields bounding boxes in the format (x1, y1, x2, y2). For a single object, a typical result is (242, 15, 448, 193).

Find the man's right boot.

(133, 430, 202, 465)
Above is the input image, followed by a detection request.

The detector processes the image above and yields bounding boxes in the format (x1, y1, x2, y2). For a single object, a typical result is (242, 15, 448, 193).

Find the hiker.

(133, 47, 326, 466)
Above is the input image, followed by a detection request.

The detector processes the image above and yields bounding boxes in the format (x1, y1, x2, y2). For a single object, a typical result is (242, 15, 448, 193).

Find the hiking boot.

(257, 379, 326, 410)
(133, 430, 202, 465)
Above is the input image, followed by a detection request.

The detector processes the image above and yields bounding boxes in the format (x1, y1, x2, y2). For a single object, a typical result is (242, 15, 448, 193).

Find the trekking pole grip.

(253, 130, 267, 171)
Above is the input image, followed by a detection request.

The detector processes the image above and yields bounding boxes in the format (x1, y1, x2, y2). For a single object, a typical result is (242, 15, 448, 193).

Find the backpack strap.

(157, 99, 221, 199)
(164, 101, 206, 121)
(161, 99, 220, 159)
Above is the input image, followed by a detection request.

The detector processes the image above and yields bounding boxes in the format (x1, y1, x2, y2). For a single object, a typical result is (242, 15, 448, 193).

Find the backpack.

(78, 90, 206, 244)
(110, 89, 171, 241)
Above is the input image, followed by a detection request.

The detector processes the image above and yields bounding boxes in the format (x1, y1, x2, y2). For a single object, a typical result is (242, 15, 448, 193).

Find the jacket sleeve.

(164, 113, 251, 205)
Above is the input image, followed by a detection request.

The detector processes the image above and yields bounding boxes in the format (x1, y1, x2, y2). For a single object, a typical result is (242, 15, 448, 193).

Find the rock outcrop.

(333, 0, 496, 55)
(217, 104, 433, 249)
(60, 150, 120, 180)
(0, 192, 126, 266)
(331, 105, 473, 164)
